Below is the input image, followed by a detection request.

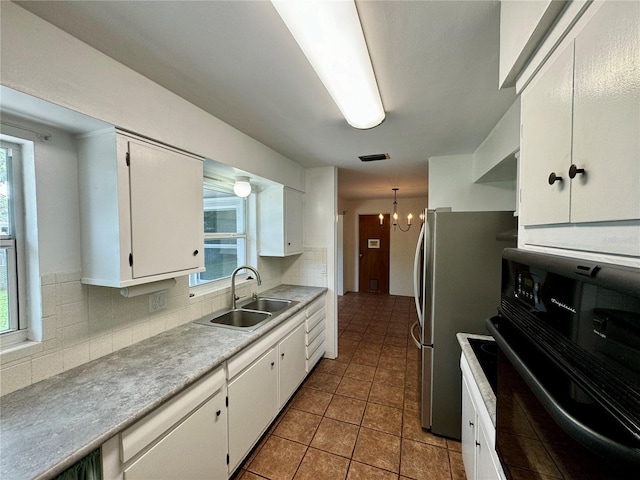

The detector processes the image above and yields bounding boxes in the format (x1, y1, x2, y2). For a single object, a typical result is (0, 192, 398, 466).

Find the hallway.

(233, 292, 465, 480)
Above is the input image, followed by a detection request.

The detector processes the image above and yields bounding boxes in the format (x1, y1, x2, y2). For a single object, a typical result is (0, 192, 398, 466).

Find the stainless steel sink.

(194, 309, 271, 331)
(194, 297, 299, 331)
(239, 298, 293, 313)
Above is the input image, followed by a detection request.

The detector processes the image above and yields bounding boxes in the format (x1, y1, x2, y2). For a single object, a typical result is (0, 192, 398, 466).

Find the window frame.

(189, 179, 249, 288)
(0, 140, 26, 345)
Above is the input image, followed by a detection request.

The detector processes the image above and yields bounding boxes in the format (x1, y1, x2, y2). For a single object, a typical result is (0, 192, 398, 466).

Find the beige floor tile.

(248, 436, 307, 480)
(400, 439, 451, 480)
(402, 410, 448, 447)
(369, 382, 405, 409)
(310, 417, 359, 458)
(447, 439, 462, 452)
(361, 402, 403, 436)
(449, 450, 466, 480)
(374, 367, 406, 387)
(344, 363, 376, 382)
(304, 371, 342, 394)
(353, 427, 401, 473)
(290, 387, 333, 416)
(236, 471, 268, 480)
(273, 408, 322, 445)
(316, 358, 350, 377)
(325, 394, 366, 425)
(347, 461, 399, 480)
(351, 350, 380, 368)
(336, 376, 372, 401)
(293, 447, 350, 480)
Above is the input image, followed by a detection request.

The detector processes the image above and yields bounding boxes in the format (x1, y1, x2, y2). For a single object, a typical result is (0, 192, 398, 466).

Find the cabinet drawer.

(227, 311, 304, 379)
(307, 340, 326, 371)
(121, 367, 225, 463)
(306, 297, 325, 318)
(306, 319, 325, 345)
(306, 308, 325, 333)
(306, 329, 325, 359)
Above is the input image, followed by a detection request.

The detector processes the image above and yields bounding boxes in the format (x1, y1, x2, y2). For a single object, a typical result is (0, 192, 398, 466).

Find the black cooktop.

(467, 338, 498, 394)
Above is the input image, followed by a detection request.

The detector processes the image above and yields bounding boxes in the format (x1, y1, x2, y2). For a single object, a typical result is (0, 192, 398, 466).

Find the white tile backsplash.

(0, 251, 320, 396)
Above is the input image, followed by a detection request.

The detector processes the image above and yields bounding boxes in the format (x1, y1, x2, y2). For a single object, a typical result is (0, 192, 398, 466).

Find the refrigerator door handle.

(413, 221, 426, 327)
(410, 320, 421, 349)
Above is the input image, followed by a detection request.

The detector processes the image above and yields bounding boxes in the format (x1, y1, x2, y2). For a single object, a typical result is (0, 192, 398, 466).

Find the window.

(189, 181, 247, 287)
(0, 142, 21, 336)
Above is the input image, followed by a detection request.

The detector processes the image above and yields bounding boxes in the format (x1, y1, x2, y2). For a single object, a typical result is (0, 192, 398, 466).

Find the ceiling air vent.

(359, 153, 390, 162)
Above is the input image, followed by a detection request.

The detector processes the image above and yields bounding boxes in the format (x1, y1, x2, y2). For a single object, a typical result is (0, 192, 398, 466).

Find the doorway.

(358, 214, 390, 293)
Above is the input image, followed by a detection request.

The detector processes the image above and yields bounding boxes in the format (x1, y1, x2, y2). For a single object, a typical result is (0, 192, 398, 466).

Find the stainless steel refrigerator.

(411, 209, 516, 439)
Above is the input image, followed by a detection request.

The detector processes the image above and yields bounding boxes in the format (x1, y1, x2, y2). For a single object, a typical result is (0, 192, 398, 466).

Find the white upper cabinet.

(258, 186, 304, 256)
(77, 129, 204, 287)
(570, 1, 640, 223)
(520, 42, 574, 226)
(520, 1, 640, 227)
(499, 0, 566, 89)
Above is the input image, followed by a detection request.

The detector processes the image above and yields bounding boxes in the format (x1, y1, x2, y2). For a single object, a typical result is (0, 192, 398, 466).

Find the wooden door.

(358, 214, 390, 294)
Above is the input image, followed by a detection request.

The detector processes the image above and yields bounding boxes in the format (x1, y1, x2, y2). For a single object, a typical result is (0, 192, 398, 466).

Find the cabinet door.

(520, 42, 574, 226)
(128, 140, 203, 278)
(124, 391, 226, 480)
(279, 322, 306, 408)
(284, 188, 303, 255)
(461, 376, 477, 480)
(228, 348, 278, 472)
(570, 1, 640, 223)
(476, 421, 501, 480)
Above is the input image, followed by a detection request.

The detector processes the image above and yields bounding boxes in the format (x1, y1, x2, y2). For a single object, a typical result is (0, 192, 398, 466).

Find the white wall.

(340, 197, 427, 297)
(0, 4, 338, 394)
(428, 154, 515, 212)
(473, 98, 520, 183)
(0, 2, 305, 192)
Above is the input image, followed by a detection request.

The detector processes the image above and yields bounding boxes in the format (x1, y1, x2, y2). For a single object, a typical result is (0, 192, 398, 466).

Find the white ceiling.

(15, 0, 516, 200)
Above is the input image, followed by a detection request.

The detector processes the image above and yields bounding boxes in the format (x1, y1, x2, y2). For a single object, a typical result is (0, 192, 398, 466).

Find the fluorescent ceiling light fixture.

(272, 0, 385, 129)
(233, 176, 252, 197)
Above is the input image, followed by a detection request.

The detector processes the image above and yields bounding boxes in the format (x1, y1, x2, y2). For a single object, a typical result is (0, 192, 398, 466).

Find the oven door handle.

(487, 317, 640, 466)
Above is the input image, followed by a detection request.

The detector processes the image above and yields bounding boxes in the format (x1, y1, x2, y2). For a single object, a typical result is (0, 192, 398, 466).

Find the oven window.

(495, 321, 640, 479)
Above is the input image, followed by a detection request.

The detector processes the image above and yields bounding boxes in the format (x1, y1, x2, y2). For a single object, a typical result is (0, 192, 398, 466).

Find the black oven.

(486, 248, 640, 479)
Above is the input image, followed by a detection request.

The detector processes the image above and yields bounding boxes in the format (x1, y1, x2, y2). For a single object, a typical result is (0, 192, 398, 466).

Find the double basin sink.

(194, 298, 299, 331)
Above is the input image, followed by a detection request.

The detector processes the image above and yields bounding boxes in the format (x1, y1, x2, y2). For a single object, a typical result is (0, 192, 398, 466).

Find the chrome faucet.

(231, 265, 262, 309)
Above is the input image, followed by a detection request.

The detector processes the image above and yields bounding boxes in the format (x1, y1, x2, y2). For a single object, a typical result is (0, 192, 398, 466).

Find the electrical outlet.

(149, 290, 168, 313)
(320, 264, 327, 275)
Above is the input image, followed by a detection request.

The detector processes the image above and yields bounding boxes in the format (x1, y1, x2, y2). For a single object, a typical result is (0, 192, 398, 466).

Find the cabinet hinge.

(129, 253, 133, 267)
(126, 152, 130, 166)
(226, 454, 229, 465)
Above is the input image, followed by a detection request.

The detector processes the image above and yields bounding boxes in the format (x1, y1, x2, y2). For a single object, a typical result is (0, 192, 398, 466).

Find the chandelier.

(379, 188, 413, 232)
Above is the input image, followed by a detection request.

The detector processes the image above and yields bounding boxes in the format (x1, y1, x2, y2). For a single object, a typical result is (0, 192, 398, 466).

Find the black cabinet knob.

(216, 409, 221, 417)
(569, 164, 585, 179)
(193, 250, 199, 256)
(281, 353, 285, 358)
(469, 421, 474, 427)
(271, 361, 275, 367)
(548, 172, 563, 185)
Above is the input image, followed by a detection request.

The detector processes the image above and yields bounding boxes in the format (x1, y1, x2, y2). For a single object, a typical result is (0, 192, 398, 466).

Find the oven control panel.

(515, 270, 539, 305)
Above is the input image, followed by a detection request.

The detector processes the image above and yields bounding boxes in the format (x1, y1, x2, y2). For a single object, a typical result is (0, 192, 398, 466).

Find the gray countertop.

(457, 332, 497, 426)
(0, 285, 326, 480)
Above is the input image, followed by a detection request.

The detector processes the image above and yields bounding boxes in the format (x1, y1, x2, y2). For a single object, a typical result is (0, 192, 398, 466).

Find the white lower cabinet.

(102, 297, 322, 480)
(125, 394, 227, 480)
(228, 347, 279, 472)
(278, 323, 307, 409)
(461, 355, 504, 480)
(102, 368, 227, 480)
(226, 311, 307, 474)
